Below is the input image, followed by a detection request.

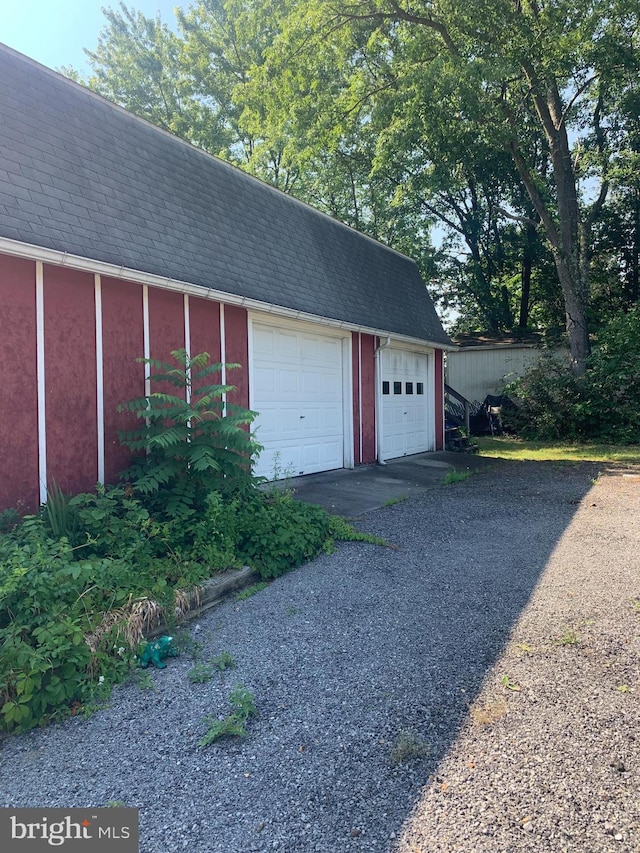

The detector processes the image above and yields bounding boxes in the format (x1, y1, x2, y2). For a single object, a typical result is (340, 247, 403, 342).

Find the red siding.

(0, 255, 39, 511)
(224, 305, 249, 409)
(351, 333, 361, 465)
(189, 296, 221, 394)
(44, 264, 97, 495)
(360, 334, 376, 464)
(435, 349, 444, 450)
(101, 277, 145, 483)
(148, 287, 185, 395)
(190, 297, 221, 365)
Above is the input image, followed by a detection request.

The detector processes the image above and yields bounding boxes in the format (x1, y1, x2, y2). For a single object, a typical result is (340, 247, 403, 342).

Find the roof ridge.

(0, 41, 416, 267)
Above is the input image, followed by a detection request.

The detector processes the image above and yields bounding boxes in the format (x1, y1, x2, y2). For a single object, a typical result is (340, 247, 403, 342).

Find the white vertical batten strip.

(358, 332, 363, 464)
(142, 285, 150, 397)
(36, 261, 47, 504)
(94, 274, 105, 483)
(183, 293, 191, 406)
(219, 303, 227, 405)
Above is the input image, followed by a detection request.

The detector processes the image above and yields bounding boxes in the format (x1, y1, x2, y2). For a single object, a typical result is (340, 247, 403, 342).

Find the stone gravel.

(1, 461, 639, 852)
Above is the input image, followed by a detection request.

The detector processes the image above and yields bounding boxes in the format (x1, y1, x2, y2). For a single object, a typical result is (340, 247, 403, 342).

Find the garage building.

(0, 44, 451, 511)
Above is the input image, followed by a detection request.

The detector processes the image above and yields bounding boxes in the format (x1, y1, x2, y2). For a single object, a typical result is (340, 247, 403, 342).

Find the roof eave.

(0, 236, 452, 350)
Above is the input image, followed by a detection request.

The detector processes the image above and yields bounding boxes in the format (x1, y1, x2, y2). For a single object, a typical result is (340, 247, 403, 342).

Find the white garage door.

(381, 348, 431, 459)
(251, 322, 345, 479)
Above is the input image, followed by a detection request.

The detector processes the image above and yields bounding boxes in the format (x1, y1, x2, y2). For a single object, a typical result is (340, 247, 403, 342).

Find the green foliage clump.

(0, 521, 133, 732)
(199, 686, 257, 746)
(117, 349, 261, 519)
(235, 493, 333, 579)
(188, 653, 236, 683)
(503, 309, 640, 444)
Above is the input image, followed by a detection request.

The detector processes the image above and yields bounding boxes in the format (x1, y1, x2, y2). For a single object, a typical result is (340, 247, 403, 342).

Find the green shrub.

(581, 308, 640, 443)
(504, 309, 640, 444)
(117, 349, 261, 519)
(0, 529, 134, 732)
(236, 492, 333, 579)
(502, 353, 585, 440)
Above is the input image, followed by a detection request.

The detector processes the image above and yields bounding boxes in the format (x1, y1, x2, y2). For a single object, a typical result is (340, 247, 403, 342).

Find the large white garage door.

(381, 348, 431, 459)
(251, 322, 345, 479)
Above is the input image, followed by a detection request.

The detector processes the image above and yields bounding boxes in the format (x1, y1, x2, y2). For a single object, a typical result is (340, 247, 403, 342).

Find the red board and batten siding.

(190, 297, 221, 371)
(351, 333, 361, 466)
(360, 334, 376, 463)
(43, 264, 98, 496)
(224, 304, 250, 409)
(0, 255, 39, 511)
(0, 250, 247, 511)
(351, 332, 376, 467)
(101, 276, 145, 484)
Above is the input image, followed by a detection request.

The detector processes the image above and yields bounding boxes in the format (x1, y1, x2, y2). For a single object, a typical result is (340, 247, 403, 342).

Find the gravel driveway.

(1, 460, 639, 852)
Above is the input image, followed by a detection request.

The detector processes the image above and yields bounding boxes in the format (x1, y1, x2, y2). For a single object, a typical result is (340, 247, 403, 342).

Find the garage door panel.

(381, 348, 431, 460)
(252, 322, 345, 478)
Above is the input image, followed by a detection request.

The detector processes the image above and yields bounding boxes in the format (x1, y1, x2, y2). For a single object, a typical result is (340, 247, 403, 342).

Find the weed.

(199, 686, 257, 747)
(501, 675, 521, 692)
(442, 469, 473, 485)
(384, 496, 408, 507)
(286, 606, 301, 616)
(235, 582, 269, 601)
(470, 698, 507, 726)
(117, 350, 260, 517)
(629, 598, 640, 613)
(188, 652, 236, 683)
(211, 651, 236, 671)
(617, 685, 631, 693)
(171, 629, 203, 660)
(513, 642, 535, 655)
(44, 480, 78, 540)
(188, 663, 216, 684)
(389, 730, 431, 764)
(106, 801, 126, 808)
(559, 627, 580, 646)
(0, 507, 21, 535)
(135, 672, 155, 691)
(327, 515, 388, 547)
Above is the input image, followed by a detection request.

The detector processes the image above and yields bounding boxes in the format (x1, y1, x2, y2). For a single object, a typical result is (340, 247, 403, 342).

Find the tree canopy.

(68, 0, 640, 373)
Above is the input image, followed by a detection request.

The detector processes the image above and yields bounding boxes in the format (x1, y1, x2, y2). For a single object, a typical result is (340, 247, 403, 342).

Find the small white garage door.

(381, 348, 431, 459)
(251, 321, 345, 478)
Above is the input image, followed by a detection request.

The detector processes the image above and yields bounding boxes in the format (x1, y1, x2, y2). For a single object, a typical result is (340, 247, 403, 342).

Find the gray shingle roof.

(0, 44, 450, 346)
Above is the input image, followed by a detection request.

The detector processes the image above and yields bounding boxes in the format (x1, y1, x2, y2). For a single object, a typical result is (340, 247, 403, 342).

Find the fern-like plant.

(117, 350, 261, 518)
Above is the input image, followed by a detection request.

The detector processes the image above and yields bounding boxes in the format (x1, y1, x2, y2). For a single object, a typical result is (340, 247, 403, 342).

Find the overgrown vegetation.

(502, 310, 640, 444)
(0, 351, 380, 735)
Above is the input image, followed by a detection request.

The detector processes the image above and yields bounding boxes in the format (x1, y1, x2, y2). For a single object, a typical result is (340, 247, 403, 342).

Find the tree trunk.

(518, 222, 535, 329)
(554, 251, 591, 374)
(509, 73, 592, 375)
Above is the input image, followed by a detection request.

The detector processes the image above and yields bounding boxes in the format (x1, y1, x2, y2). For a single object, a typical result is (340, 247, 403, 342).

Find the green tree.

(248, 0, 639, 371)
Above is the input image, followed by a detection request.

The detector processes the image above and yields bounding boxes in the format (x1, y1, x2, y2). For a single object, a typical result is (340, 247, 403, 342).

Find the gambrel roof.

(0, 44, 450, 346)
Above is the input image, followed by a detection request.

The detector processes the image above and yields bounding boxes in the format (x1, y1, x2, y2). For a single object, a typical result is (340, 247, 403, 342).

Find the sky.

(1, 0, 181, 73)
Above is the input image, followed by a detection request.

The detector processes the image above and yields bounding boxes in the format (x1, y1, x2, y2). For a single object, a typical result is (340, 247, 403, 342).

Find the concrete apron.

(281, 450, 500, 517)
